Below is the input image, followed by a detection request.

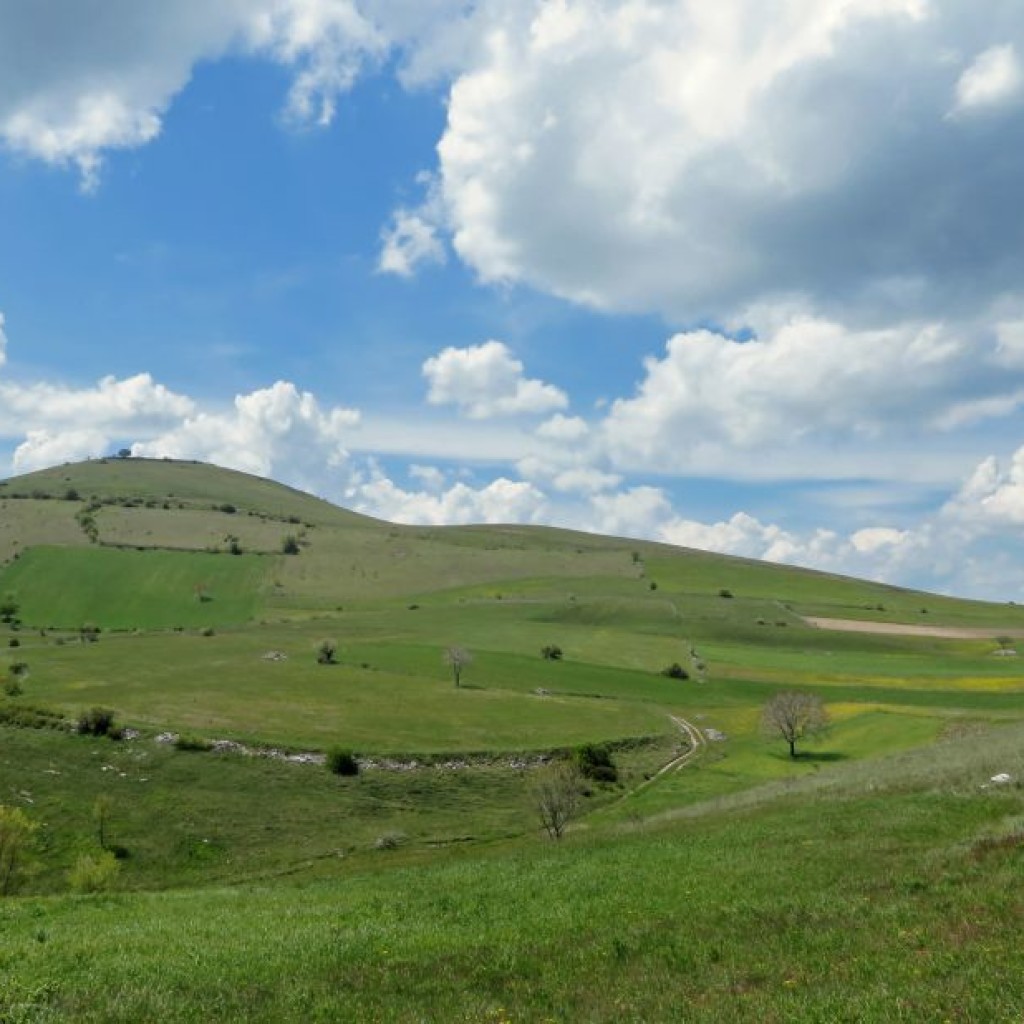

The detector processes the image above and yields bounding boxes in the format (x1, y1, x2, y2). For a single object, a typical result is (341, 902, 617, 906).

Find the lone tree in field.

(533, 761, 581, 840)
(445, 646, 471, 688)
(316, 639, 338, 665)
(762, 691, 829, 758)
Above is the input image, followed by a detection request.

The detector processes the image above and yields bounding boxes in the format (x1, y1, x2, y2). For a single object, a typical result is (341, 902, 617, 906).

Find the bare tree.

(445, 646, 471, 688)
(762, 691, 829, 758)
(533, 761, 581, 840)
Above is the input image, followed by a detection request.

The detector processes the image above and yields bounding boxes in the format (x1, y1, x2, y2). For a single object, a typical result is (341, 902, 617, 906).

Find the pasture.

(1, 458, 1023, 1021)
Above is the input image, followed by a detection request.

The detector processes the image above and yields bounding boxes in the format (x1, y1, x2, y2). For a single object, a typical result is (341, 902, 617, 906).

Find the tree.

(281, 535, 300, 555)
(317, 639, 338, 665)
(541, 644, 563, 660)
(445, 646, 471, 688)
(533, 761, 581, 840)
(0, 595, 17, 623)
(761, 691, 829, 758)
(0, 805, 37, 895)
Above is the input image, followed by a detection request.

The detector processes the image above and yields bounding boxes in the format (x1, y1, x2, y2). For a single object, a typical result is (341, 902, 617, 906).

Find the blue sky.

(3, 1, 1024, 599)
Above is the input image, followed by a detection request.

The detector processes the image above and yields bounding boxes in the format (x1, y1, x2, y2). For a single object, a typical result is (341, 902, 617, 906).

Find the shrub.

(541, 644, 563, 661)
(317, 639, 338, 665)
(68, 851, 120, 894)
(718, 588, 734, 599)
(174, 734, 213, 752)
(77, 707, 117, 737)
(574, 743, 618, 784)
(660, 663, 689, 680)
(281, 535, 300, 555)
(374, 831, 406, 850)
(3, 679, 22, 698)
(7, 638, 18, 648)
(0, 705, 66, 730)
(200, 626, 215, 637)
(326, 747, 360, 776)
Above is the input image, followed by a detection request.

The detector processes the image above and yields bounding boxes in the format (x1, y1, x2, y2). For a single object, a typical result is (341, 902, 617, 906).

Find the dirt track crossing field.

(803, 616, 1024, 640)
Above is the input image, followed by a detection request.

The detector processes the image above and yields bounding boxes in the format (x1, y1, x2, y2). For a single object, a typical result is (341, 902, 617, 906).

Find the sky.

(2, 1, 1024, 600)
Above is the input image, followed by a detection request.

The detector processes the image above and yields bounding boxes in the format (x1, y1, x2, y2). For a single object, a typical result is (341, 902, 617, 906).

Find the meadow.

(0, 458, 1022, 1020)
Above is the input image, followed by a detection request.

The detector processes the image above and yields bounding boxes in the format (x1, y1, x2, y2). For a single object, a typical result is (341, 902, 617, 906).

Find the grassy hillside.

(1, 457, 1023, 1020)
(2, 720, 1022, 1022)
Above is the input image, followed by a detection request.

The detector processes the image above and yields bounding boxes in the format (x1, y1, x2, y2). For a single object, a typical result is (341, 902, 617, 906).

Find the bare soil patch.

(803, 616, 1024, 640)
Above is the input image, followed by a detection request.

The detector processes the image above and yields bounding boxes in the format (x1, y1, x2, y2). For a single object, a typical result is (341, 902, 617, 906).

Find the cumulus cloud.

(602, 311, 1024, 473)
(952, 44, 1024, 116)
(351, 466, 548, 524)
(133, 381, 360, 492)
(0, 0, 387, 189)
(0, 373, 195, 434)
(536, 414, 589, 442)
(12, 429, 112, 473)
(943, 447, 1024, 527)
(429, 0, 1024, 321)
(423, 340, 567, 418)
(378, 208, 446, 277)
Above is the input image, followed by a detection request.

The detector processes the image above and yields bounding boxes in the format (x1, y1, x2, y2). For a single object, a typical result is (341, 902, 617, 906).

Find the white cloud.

(0, 0, 387, 189)
(422, 340, 567, 418)
(952, 44, 1023, 116)
(133, 381, 360, 492)
(12, 429, 111, 473)
(944, 448, 1024, 527)
(0, 373, 194, 435)
(351, 468, 548, 525)
(601, 311, 1024, 473)
(378, 209, 446, 277)
(0, 314, 7, 368)
(427, 0, 1024, 321)
(536, 414, 589, 442)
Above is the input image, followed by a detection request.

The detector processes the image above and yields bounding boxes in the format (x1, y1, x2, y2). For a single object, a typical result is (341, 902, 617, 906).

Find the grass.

(0, 546, 271, 629)
(1, 721, 1022, 1021)
(0, 458, 1023, 1019)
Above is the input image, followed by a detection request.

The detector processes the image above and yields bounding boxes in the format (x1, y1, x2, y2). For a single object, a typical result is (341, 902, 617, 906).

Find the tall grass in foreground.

(1, 724, 1022, 1022)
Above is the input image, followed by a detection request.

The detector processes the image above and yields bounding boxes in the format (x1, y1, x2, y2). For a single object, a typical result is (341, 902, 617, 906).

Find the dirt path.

(802, 616, 1024, 640)
(617, 714, 706, 804)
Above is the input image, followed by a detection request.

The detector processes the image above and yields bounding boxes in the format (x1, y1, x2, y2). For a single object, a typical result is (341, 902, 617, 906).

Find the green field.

(1, 546, 271, 629)
(0, 458, 1022, 1020)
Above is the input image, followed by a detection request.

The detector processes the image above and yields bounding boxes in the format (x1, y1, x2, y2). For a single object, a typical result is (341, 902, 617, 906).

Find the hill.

(0, 458, 1022, 1019)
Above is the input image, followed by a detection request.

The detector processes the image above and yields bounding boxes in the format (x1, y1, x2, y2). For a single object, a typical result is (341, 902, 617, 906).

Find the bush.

(68, 851, 120, 894)
(0, 705, 66, 730)
(660, 663, 689, 680)
(174, 734, 213, 752)
(326, 747, 360, 776)
(77, 707, 117, 737)
(541, 644, 563, 661)
(281, 535, 300, 555)
(3, 678, 22, 698)
(317, 639, 338, 665)
(718, 588, 734, 599)
(7, 638, 18, 648)
(574, 743, 618, 784)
